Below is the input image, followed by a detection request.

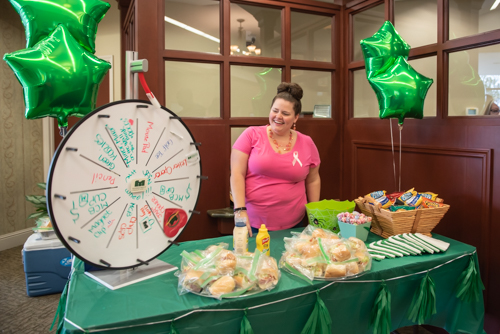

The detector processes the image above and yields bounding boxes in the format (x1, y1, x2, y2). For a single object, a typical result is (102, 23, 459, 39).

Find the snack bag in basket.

(365, 191, 392, 209)
(397, 188, 423, 207)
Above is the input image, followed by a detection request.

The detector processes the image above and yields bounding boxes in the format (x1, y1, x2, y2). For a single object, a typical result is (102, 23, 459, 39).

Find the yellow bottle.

(256, 224, 270, 256)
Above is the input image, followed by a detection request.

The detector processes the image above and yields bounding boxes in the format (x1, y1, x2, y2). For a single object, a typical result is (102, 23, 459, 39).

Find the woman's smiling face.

(268, 98, 299, 135)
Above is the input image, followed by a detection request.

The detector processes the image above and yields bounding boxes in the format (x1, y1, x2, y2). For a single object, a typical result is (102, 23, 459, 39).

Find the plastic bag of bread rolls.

(280, 226, 372, 281)
(176, 245, 280, 299)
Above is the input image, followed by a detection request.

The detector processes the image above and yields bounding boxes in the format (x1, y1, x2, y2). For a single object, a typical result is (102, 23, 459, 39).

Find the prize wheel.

(47, 100, 202, 269)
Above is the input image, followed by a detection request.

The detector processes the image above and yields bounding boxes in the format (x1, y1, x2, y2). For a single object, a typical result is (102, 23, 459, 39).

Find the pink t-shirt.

(233, 126, 320, 230)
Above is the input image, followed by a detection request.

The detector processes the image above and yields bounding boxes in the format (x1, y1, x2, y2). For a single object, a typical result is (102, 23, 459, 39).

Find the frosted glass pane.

(408, 56, 437, 117)
(164, 0, 220, 54)
(231, 127, 247, 147)
(165, 61, 220, 118)
(230, 3, 281, 58)
(449, 0, 500, 40)
(291, 70, 331, 114)
(352, 4, 385, 62)
(353, 70, 379, 118)
(291, 12, 332, 62)
(231, 66, 282, 117)
(449, 44, 500, 116)
(394, 0, 437, 48)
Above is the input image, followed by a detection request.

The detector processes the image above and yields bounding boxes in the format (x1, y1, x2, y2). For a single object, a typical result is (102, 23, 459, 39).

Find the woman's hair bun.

(277, 82, 303, 101)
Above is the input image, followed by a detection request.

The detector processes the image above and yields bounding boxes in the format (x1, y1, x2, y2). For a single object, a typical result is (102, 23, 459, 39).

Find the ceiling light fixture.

(491, 0, 500, 10)
(164, 16, 220, 43)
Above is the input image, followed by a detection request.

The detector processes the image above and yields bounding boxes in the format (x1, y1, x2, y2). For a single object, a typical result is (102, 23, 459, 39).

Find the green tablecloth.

(58, 229, 485, 333)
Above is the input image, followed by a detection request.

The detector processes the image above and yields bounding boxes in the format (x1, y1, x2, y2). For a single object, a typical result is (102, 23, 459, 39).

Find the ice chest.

(23, 233, 72, 297)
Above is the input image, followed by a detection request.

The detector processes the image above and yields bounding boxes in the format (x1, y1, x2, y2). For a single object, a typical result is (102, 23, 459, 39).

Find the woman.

(230, 83, 321, 237)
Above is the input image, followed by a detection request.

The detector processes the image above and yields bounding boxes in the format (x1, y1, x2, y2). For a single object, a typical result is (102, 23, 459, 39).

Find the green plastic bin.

(305, 200, 356, 234)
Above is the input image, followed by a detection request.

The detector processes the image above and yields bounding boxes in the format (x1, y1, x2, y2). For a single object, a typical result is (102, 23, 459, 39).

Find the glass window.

(291, 12, 332, 62)
(449, 44, 500, 116)
(449, 0, 500, 40)
(352, 4, 385, 62)
(230, 3, 281, 58)
(230, 66, 282, 117)
(231, 127, 247, 147)
(165, 61, 220, 118)
(164, 0, 220, 54)
(353, 69, 379, 118)
(394, 0, 437, 48)
(291, 70, 332, 114)
(408, 56, 437, 117)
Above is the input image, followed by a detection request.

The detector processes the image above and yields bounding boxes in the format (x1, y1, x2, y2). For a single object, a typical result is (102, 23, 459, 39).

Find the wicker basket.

(354, 197, 450, 238)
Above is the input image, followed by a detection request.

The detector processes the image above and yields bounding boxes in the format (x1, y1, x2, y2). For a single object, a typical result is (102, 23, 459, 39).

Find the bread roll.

(298, 243, 320, 259)
(312, 229, 328, 239)
(182, 270, 205, 292)
(325, 264, 347, 278)
(257, 258, 279, 290)
(208, 276, 235, 296)
(329, 243, 351, 262)
(217, 250, 237, 274)
(345, 261, 359, 275)
(348, 237, 366, 251)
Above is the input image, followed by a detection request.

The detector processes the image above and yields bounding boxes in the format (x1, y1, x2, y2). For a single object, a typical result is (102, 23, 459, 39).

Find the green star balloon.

(8, 0, 110, 53)
(368, 56, 433, 125)
(3, 24, 111, 128)
(360, 21, 411, 79)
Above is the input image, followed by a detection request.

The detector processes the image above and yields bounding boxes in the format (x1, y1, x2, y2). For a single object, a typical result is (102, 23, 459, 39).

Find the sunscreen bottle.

(256, 224, 270, 256)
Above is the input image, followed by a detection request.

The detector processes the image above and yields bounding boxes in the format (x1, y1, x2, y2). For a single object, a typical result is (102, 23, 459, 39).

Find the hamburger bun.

(208, 276, 235, 296)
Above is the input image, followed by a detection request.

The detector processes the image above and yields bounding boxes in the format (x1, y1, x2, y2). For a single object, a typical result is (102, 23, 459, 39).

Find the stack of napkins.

(367, 233, 450, 261)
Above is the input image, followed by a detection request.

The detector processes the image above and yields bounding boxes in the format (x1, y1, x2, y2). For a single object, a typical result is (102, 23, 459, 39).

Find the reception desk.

(56, 229, 485, 334)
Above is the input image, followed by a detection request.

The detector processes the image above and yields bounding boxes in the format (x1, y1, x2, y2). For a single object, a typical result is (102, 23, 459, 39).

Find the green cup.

(338, 221, 372, 241)
(305, 200, 356, 234)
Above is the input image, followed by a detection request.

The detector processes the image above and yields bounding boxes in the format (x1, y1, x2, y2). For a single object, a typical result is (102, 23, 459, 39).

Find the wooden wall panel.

(299, 120, 341, 202)
(352, 142, 491, 286)
(175, 123, 229, 242)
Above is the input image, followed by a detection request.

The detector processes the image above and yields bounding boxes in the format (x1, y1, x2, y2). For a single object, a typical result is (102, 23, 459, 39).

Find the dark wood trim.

(279, 0, 341, 10)
(338, 3, 346, 199)
(385, 0, 392, 22)
(233, 0, 340, 12)
(442, 30, 500, 52)
(345, 0, 383, 13)
(222, 0, 230, 120)
(281, 6, 292, 82)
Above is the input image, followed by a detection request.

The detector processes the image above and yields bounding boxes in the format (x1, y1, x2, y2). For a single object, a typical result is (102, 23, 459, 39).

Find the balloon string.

(399, 124, 403, 192)
(390, 119, 397, 192)
(137, 72, 162, 109)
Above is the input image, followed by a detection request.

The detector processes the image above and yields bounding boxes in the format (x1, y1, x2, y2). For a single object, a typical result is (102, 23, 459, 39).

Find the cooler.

(22, 233, 72, 297)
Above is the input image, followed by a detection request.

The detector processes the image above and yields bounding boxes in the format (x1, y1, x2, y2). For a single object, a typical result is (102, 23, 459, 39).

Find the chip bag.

(365, 190, 392, 209)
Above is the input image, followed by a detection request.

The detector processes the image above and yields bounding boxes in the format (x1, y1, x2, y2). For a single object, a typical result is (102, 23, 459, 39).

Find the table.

(57, 229, 485, 334)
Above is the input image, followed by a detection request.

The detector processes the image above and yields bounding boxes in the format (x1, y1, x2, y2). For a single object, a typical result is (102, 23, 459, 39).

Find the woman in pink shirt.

(231, 83, 321, 236)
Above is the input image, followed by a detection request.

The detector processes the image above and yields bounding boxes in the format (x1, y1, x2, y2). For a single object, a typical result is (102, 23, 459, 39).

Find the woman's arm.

(305, 165, 321, 203)
(230, 148, 253, 236)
